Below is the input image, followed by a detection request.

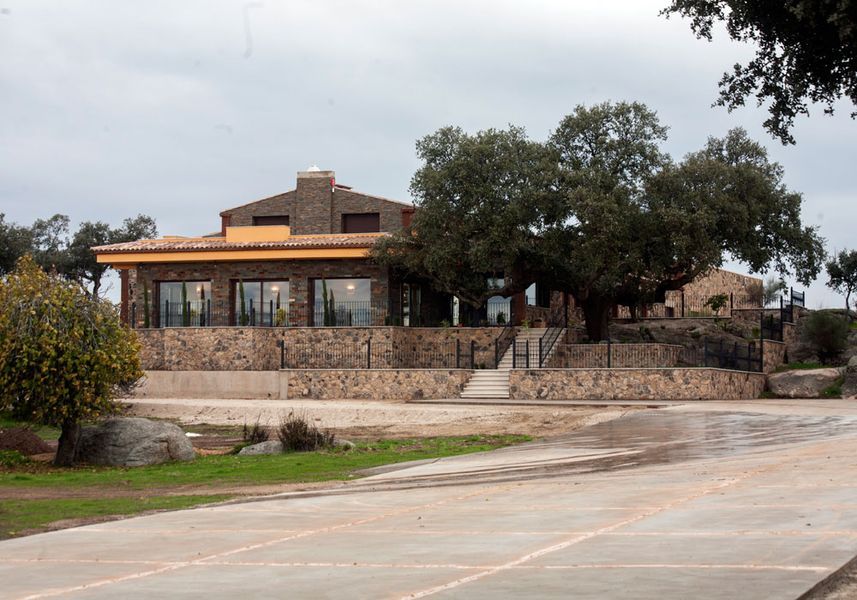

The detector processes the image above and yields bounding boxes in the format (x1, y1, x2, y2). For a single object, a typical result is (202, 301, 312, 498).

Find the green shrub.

(821, 380, 844, 399)
(704, 293, 729, 317)
(277, 411, 335, 452)
(242, 418, 269, 445)
(801, 311, 849, 364)
(0, 450, 29, 468)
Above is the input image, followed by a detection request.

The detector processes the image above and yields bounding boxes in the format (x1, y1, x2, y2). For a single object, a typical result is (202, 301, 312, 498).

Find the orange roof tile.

(93, 232, 387, 255)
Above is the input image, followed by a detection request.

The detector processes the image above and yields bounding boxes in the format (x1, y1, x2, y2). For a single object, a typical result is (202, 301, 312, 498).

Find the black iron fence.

(278, 340, 477, 369)
(131, 299, 395, 329)
(130, 298, 520, 329)
(699, 339, 763, 372)
(615, 292, 762, 320)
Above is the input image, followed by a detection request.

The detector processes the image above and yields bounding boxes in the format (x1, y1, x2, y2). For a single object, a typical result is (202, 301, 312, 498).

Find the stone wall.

(219, 171, 410, 235)
(509, 368, 766, 401)
(331, 188, 408, 235)
(135, 326, 505, 371)
(223, 190, 296, 228)
(134, 369, 468, 400)
(286, 369, 470, 400)
(680, 268, 763, 300)
(548, 344, 684, 368)
(131, 259, 390, 328)
(762, 340, 787, 374)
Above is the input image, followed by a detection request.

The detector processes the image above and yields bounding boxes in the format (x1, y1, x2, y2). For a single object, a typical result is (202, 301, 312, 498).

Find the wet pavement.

(3, 400, 857, 599)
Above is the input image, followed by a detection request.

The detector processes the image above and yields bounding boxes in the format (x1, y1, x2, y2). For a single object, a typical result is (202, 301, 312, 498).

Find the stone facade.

(286, 369, 470, 400)
(223, 190, 296, 228)
(135, 326, 504, 371)
(509, 368, 766, 401)
(548, 343, 684, 368)
(220, 170, 410, 236)
(331, 188, 409, 235)
(679, 268, 763, 301)
(132, 259, 390, 328)
(762, 340, 787, 374)
(134, 369, 468, 400)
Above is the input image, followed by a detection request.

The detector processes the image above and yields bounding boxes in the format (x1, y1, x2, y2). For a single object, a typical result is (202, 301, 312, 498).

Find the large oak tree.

(374, 102, 825, 340)
(662, 0, 857, 144)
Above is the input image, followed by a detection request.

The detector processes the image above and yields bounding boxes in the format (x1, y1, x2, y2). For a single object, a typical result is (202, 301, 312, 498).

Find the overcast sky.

(1, 1, 855, 306)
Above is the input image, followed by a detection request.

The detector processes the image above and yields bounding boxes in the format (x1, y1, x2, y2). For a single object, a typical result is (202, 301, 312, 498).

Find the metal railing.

(279, 340, 477, 369)
(701, 339, 763, 372)
(494, 322, 516, 368)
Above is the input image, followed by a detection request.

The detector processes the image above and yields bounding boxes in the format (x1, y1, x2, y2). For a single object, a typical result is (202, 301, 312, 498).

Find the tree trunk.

(582, 295, 611, 342)
(54, 420, 81, 467)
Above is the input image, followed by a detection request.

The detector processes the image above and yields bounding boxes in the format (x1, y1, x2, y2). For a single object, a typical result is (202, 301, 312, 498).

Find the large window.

(159, 281, 211, 327)
(234, 280, 289, 326)
(253, 215, 289, 226)
(313, 278, 371, 325)
(486, 277, 510, 325)
(402, 283, 421, 326)
(342, 213, 380, 233)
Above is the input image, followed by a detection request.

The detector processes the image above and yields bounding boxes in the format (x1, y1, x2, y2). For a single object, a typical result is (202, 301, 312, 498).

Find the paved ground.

(4, 399, 857, 599)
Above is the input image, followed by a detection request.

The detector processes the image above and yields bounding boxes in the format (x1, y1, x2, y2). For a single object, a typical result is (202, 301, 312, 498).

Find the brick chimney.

(293, 167, 335, 235)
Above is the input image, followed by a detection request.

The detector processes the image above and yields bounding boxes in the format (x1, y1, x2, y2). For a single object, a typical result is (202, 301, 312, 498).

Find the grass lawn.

(0, 434, 530, 538)
(0, 415, 60, 440)
(775, 361, 825, 372)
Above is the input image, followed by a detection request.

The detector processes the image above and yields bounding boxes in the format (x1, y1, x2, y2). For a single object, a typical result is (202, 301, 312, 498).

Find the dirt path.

(125, 397, 629, 438)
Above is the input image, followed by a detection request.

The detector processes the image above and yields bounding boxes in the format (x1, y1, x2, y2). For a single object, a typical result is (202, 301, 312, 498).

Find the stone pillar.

(293, 170, 334, 234)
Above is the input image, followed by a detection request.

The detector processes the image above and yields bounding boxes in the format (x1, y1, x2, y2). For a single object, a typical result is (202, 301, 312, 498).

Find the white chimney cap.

(307, 164, 321, 172)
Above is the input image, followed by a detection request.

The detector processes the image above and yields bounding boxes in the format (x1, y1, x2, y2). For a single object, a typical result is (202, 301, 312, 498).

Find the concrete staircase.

(459, 369, 512, 399)
(459, 328, 565, 399)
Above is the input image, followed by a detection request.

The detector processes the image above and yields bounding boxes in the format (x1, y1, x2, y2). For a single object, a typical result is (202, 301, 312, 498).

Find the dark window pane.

(342, 213, 380, 233)
(253, 215, 290, 226)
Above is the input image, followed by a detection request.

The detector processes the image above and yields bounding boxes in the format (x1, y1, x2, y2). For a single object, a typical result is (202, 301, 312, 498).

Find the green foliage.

(328, 290, 337, 326)
(321, 278, 330, 325)
(238, 280, 249, 326)
(775, 361, 824, 372)
(371, 124, 558, 309)
(821, 380, 844, 399)
(801, 311, 849, 364)
(0, 214, 34, 276)
(375, 103, 824, 341)
(763, 275, 787, 306)
(662, 0, 857, 144)
(826, 249, 857, 320)
(0, 435, 531, 490)
(180, 281, 189, 326)
(67, 215, 157, 298)
(496, 311, 506, 325)
(704, 293, 729, 316)
(242, 418, 269, 445)
(0, 450, 29, 468)
(277, 412, 335, 452)
(0, 213, 156, 297)
(1, 495, 230, 539)
(0, 256, 143, 464)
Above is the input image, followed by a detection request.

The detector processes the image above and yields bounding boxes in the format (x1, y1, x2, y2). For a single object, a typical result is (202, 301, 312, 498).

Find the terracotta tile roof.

(93, 232, 388, 254)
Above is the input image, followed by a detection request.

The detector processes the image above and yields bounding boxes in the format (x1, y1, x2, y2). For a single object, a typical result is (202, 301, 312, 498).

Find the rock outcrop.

(75, 418, 195, 467)
(767, 368, 844, 399)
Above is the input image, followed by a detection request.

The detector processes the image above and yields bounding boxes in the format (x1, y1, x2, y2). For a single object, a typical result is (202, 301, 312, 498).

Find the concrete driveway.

(3, 399, 857, 599)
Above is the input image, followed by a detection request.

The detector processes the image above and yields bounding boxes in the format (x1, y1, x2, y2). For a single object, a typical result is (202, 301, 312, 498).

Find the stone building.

(94, 167, 548, 328)
(94, 166, 760, 329)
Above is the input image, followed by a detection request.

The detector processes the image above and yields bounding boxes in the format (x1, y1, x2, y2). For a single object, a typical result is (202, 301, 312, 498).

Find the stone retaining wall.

(509, 368, 766, 401)
(134, 369, 469, 400)
(136, 327, 502, 371)
(286, 369, 470, 400)
(548, 344, 683, 368)
(762, 340, 787, 374)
